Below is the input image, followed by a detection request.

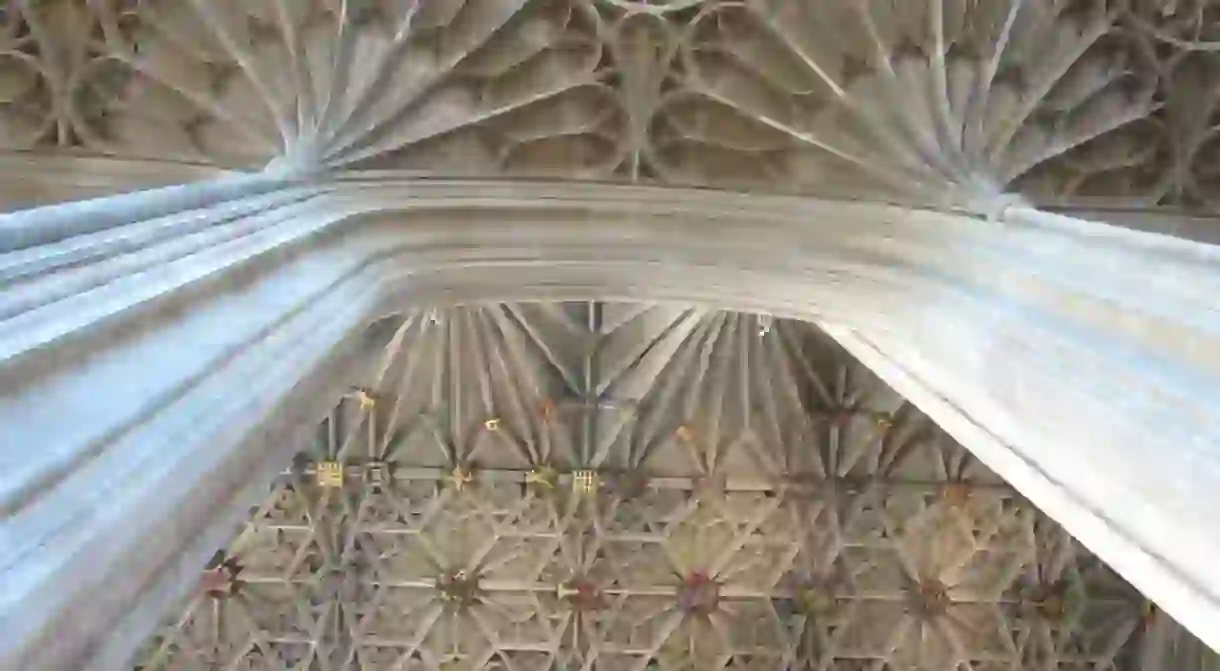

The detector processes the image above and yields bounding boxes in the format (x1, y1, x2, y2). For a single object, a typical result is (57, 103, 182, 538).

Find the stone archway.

(3, 0, 1220, 668)
(4, 180, 1219, 669)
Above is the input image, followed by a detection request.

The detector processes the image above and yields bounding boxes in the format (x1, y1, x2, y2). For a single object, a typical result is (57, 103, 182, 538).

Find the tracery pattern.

(1, 0, 1217, 207)
(135, 303, 1157, 670)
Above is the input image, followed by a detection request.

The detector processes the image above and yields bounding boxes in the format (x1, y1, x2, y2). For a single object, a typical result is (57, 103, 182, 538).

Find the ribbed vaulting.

(3, 2, 1220, 669)
(138, 306, 1166, 670)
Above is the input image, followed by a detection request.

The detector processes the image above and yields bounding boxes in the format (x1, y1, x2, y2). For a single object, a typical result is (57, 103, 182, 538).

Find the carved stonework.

(135, 304, 1160, 670)
(3, 0, 1219, 208)
(6, 3, 1220, 669)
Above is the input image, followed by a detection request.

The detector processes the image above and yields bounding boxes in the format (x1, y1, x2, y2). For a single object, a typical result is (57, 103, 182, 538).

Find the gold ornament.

(444, 465, 475, 492)
(873, 412, 894, 431)
(572, 470, 601, 496)
(352, 388, 377, 410)
(315, 461, 344, 488)
(526, 465, 558, 491)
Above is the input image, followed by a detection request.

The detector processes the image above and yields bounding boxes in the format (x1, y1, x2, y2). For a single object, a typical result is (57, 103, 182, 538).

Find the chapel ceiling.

(3, 0, 1216, 668)
(134, 303, 1179, 671)
(1, 0, 1218, 209)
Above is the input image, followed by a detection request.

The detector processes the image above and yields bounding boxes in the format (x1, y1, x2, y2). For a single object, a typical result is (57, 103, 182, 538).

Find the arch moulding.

(3, 0, 1220, 667)
(2, 176, 1220, 668)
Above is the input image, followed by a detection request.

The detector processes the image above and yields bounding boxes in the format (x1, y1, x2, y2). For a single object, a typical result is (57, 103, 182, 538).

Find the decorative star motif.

(435, 569, 482, 608)
(558, 578, 607, 611)
(677, 571, 720, 616)
(141, 305, 1156, 668)
(906, 578, 951, 619)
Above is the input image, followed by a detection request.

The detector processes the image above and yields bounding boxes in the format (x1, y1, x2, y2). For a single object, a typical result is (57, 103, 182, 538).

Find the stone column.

(827, 204, 1220, 655)
(0, 176, 397, 669)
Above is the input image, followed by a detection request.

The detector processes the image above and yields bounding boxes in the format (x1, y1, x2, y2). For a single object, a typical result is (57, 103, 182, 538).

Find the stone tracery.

(133, 307, 1158, 670)
(2, 1, 1220, 669)
(3, 0, 1218, 207)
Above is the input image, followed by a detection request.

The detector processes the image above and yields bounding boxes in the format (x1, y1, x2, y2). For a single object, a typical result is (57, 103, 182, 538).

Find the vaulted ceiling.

(5, 1, 1219, 667)
(135, 304, 1165, 670)
(1, 0, 1216, 210)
